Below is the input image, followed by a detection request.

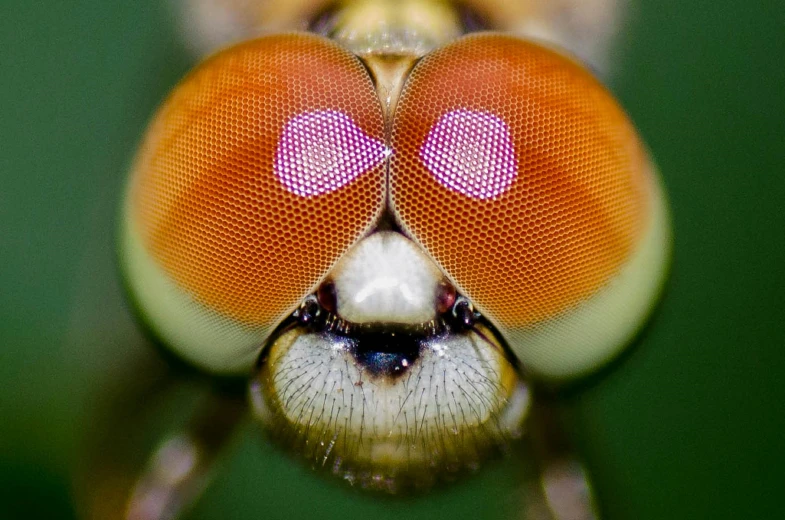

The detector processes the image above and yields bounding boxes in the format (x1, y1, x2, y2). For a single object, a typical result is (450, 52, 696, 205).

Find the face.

(120, 30, 670, 491)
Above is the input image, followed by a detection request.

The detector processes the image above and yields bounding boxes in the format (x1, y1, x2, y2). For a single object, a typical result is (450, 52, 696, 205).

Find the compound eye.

(122, 34, 387, 373)
(390, 34, 670, 379)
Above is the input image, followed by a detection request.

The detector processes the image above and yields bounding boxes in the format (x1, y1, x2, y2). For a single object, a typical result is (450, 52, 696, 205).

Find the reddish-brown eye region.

(122, 30, 669, 382)
(122, 34, 386, 371)
(390, 33, 652, 329)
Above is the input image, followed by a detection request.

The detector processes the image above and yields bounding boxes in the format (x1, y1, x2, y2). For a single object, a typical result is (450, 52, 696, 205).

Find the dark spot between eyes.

(349, 328, 424, 380)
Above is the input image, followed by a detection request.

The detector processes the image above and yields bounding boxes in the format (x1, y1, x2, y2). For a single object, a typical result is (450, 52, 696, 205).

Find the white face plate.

(331, 231, 444, 325)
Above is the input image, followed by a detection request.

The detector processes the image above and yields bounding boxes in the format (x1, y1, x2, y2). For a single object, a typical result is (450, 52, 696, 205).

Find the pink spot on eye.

(420, 109, 517, 200)
(274, 110, 390, 197)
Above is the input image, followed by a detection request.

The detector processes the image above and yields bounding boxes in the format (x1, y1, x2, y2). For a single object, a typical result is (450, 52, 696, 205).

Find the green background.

(1, 1, 783, 519)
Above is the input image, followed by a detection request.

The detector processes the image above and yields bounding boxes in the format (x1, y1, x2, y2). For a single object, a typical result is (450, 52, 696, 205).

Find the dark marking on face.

(348, 327, 424, 380)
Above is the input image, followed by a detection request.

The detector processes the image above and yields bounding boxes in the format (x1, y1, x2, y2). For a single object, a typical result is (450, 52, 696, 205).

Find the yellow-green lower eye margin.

(505, 167, 672, 381)
(118, 202, 271, 375)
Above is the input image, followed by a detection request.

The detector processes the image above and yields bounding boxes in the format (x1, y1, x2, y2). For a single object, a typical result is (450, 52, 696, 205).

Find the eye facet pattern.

(390, 33, 670, 378)
(420, 108, 518, 200)
(274, 109, 390, 197)
(121, 34, 386, 373)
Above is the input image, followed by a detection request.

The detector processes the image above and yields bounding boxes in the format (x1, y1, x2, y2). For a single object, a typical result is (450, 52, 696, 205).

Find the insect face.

(121, 28, 669, 491)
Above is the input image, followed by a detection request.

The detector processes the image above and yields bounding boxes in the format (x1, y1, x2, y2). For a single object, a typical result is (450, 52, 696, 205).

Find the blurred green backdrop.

(1, 1, 783, 519)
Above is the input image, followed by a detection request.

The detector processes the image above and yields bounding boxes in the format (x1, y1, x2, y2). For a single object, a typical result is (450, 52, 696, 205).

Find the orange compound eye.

(390, 33, 670, 379)
(121, 34, 387, 373)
